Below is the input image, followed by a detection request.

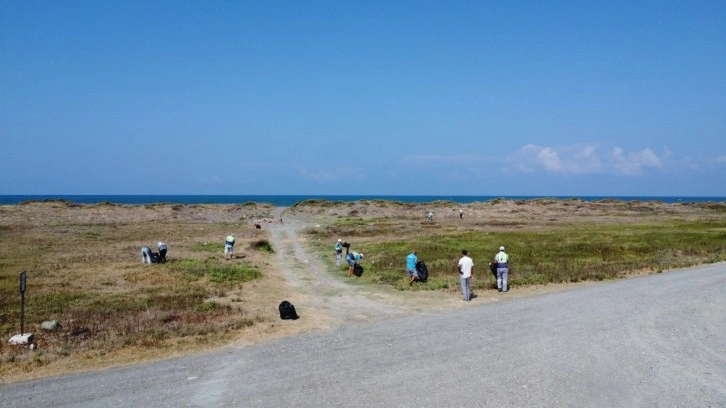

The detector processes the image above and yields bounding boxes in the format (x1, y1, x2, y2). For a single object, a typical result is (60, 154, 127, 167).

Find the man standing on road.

(225, 234, 235, 260)
(406, 250, 418, 286)
(335, 239, 343, 266)
(493, 246, 509, 292)
(458, 249, 474, 302)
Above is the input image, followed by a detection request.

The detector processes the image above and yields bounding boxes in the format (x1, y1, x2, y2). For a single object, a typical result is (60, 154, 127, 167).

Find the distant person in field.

(459, 209, 463, 219)
(406, 250, 419, 286)
(225, 234, 235, 260)
(335, 239, 343, 266)
(493, 246, 509, 292)
(458, 249, 474, 302)
(141, 246, 153, 264)
(346, 251, 363, 277)
(427, 211, 434, 221)
(157, 242, 167, 263)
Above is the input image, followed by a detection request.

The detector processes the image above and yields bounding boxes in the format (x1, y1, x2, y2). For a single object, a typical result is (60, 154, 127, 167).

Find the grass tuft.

(169, 259, 262, 283)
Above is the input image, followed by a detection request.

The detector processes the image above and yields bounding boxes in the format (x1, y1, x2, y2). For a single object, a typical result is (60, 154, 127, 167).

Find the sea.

(1, 195, 724, 206)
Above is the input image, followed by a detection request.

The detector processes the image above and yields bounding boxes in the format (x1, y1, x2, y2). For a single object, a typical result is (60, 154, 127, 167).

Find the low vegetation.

(306, 200, 726, 292)
(1, 198, 724, 382)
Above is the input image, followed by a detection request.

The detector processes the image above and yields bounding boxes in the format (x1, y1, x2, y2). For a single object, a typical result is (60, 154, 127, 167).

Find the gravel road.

(2, 262, 724, 407)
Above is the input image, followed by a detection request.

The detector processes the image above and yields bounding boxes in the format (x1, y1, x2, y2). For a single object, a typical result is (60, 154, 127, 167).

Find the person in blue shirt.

(406, 250, 418, 285)
(346, 251, 363, 277)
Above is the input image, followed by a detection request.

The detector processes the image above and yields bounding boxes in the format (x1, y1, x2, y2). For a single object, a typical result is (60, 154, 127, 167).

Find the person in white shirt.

(457, 249, 474, 302)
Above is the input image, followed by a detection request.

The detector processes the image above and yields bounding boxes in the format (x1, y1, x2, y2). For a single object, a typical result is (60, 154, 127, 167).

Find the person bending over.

(157, 242, 167, 263)
(346, 251, 363, 277)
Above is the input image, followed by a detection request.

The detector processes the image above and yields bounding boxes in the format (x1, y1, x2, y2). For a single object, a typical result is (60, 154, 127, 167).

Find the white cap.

(359, 253, 364, 258)
(499, 246, 505, 251)
(338, 239, 342, 242)
(157, 242, 163, 247)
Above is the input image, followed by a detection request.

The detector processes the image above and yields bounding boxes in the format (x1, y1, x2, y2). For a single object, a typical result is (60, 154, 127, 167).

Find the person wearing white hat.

(224, 234, 235, 260)
(157, 241, 168, 263)
(493, 245, 509, 292)
(335, 239, 343, 266)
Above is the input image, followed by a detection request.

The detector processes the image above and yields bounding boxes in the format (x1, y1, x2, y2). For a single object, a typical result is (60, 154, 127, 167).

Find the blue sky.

(1, 1, 724, 196)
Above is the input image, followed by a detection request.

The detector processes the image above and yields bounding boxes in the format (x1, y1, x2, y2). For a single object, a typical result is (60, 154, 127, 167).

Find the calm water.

(1, 195, 724, 206)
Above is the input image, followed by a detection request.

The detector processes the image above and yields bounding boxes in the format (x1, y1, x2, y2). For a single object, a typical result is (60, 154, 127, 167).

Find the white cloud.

(507, 144, 669, 176)
(608, 147, 664, 175)
(717, 155, 726, 166)
(538, 147, 563, 172)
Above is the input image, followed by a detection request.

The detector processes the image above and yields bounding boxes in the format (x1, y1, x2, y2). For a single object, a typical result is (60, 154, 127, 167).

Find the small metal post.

(19, 271, 26, 335)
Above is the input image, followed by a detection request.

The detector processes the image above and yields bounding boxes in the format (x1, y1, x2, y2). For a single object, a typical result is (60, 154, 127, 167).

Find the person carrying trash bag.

(346, 251, 363, 277)
(493, 245, 509, 292)
(406, 250, 418, 286)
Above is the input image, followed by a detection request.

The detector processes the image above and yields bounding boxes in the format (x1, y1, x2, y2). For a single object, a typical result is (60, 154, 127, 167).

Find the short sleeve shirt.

(406, 253, 418, 269)
(458, 256, 474, 278)
(495, 252, 509, 265)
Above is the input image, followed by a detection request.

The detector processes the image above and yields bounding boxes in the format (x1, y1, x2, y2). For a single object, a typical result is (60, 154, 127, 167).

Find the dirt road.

(266, 207, 409, 324)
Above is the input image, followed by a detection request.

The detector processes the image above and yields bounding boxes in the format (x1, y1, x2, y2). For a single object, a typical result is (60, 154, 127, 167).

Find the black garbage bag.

(415, 261, 429, 282)
(279, 300, 299, 320)
(488, 263, 498, 279)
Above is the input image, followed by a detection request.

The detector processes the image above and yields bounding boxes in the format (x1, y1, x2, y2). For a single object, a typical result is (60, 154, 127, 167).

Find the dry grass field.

(0, 201, 303, 382)
(1, 198, 724, 383)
